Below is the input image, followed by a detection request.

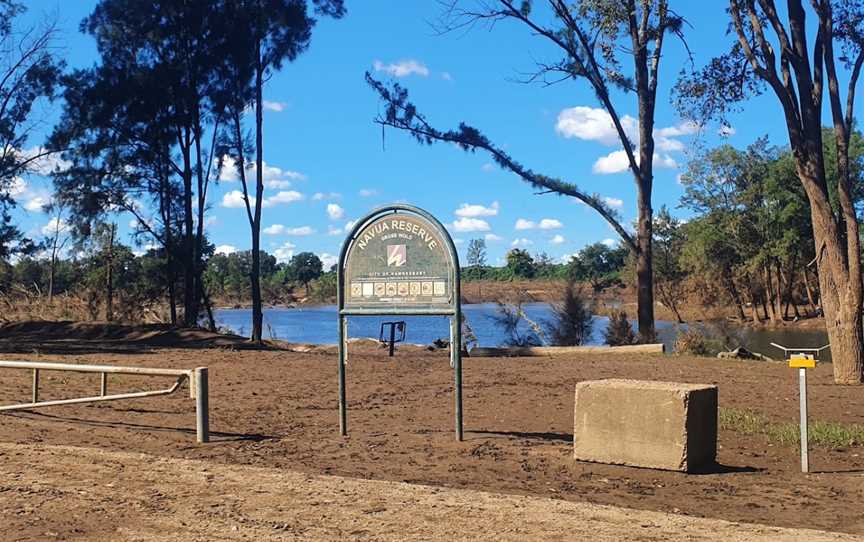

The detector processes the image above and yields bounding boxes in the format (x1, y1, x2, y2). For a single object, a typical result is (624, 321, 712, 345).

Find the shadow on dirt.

(6, 411, 275, 442)
(470, 429, 573, 442)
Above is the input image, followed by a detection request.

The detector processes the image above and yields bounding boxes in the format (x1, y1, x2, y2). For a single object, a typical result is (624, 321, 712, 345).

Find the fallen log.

(469, 343, 665, 357)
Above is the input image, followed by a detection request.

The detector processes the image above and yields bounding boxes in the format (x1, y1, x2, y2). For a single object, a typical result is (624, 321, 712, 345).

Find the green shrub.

(604, 310, 636, 346)
(546, 283, 594, 346)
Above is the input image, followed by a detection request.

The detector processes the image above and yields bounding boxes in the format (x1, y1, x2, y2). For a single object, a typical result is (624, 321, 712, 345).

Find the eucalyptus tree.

(0, 1, 63, 257)
(216, 0, 345, 342)
(676, 0, 864, 383)
(367, 0, 688, 342)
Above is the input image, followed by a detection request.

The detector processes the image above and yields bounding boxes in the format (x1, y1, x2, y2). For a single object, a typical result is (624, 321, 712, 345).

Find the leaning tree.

(676, 0, 864, 384)
(368, 0, 688, 342)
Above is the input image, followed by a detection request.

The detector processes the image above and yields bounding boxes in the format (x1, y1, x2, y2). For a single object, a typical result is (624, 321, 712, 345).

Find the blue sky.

(13, 1, 844, 268)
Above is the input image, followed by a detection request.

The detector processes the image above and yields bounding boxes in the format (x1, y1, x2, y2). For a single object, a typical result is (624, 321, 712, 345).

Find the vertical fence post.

(195, 367, 209, 444)
(100, 372, 107, 397)
(338, 316, 347, 436)
(799, 367, 809, 473)
(31, 369, 39, 403)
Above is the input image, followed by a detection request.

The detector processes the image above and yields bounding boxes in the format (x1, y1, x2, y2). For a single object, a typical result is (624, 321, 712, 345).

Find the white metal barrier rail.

(0, 361, 209, 443)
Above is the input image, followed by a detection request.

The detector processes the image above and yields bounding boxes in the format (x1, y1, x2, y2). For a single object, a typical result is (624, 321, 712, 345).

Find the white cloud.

(283, 226, 315, 236)
(592, 150, 678, 174)
(515, 218, 535, 230)
(7, 177, 27, 197)
(441, 71, 453, 81)
(592, 150, 631, 174)
(538, 218, 563, 230)
(359, 188, 377, 197)
(313, 192, 341, 201)
(454, 238, 464, 245)
(454, 201, 499, 218)
(655, 121, 699, 138)
(221, 190, 249, 208)
(550, 234, 565, 244)
(215, 244, 237, 255)
(327, 203, 345, 220)
(19, 146, 72, 176)
(320, 252, 338, 270)
(24, 196, 50, 212)
(484, 233, 503, 242)
(451, 217, 490, 232)
(263, 190, 304, 207)
(218, 155, 305, 186)
(718, 125, 736, 137)
(273, 242, 296, 264)
(266, 179, 293, 189)
(656, 154, 678, 169)
(481, 162, 495, 172)
(328, 225, 343, 236)
(373, 59, 429, 78)
(555, 106, 637, 145)
(603, 197, 623, 208)
(262, 100, 287, 112)
(511, 238, 533, 247)
(343, 219, 357, 233)
(601, 238, 617, 248)
(41, 217, 69, 236)
(263, 224, 286, 235)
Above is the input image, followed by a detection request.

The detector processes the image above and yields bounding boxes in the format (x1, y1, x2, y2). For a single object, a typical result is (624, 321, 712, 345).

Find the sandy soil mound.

(0, 321, 263, 353)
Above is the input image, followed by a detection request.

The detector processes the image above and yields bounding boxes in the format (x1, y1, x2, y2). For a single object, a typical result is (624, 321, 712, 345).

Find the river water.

(214, 303, 830, 359)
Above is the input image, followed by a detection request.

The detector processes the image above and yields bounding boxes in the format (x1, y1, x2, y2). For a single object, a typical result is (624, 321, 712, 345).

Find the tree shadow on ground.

(5, 411, 275, 442)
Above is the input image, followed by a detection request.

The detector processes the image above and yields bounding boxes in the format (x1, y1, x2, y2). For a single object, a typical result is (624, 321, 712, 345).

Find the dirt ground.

(0, 331, 862, 538)
(2, 443, 859, 542)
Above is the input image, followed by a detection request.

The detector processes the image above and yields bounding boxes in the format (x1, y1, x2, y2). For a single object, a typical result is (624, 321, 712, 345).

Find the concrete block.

(573, 379, 718, 472)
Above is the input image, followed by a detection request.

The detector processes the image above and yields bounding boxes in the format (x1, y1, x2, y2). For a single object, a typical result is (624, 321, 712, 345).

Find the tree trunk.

(802, 268, 818, 315)
(805, 177, 864, 384)
(180, 131, 196, 327)
(763, 265, 779, 323)
(250, 48, 265, 343)
(724, 276, 746, 321)
(105, 224, 115, 323)
(635, 185, 656, 342)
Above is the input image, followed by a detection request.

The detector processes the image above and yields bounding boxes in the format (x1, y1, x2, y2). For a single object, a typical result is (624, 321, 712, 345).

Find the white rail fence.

(0, 361, 209, 443)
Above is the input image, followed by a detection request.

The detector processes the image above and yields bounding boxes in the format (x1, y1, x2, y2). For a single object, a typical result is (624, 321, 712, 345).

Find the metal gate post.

(338, 315, 347, 436)
(31, 369, 39, 403)
(799, 367, 809, 473)
(195, 367, 209, 444)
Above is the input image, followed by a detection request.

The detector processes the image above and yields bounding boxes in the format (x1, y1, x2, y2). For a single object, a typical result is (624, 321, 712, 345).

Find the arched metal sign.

(337, 204, 463, 441)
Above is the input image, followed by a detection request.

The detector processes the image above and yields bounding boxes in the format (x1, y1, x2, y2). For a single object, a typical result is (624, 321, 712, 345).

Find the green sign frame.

(337, 204, 463, 441)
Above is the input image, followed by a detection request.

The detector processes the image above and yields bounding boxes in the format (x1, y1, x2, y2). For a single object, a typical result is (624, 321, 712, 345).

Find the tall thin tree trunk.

(250, 45, 265, 343)
(105, 223, 115, 322)
(724, 275, 746, 320)
(803, 268, 818, 315)
(180, 131, 196, 327)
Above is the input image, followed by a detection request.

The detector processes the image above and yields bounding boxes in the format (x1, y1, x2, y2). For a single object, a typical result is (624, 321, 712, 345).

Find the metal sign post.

(770, 343, 830, 473)
(337, 204, 463, 441)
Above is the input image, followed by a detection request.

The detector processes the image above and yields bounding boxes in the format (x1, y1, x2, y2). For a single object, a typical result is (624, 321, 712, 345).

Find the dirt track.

(1, 442, 859, 541)
(0, 339, 863, 537)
